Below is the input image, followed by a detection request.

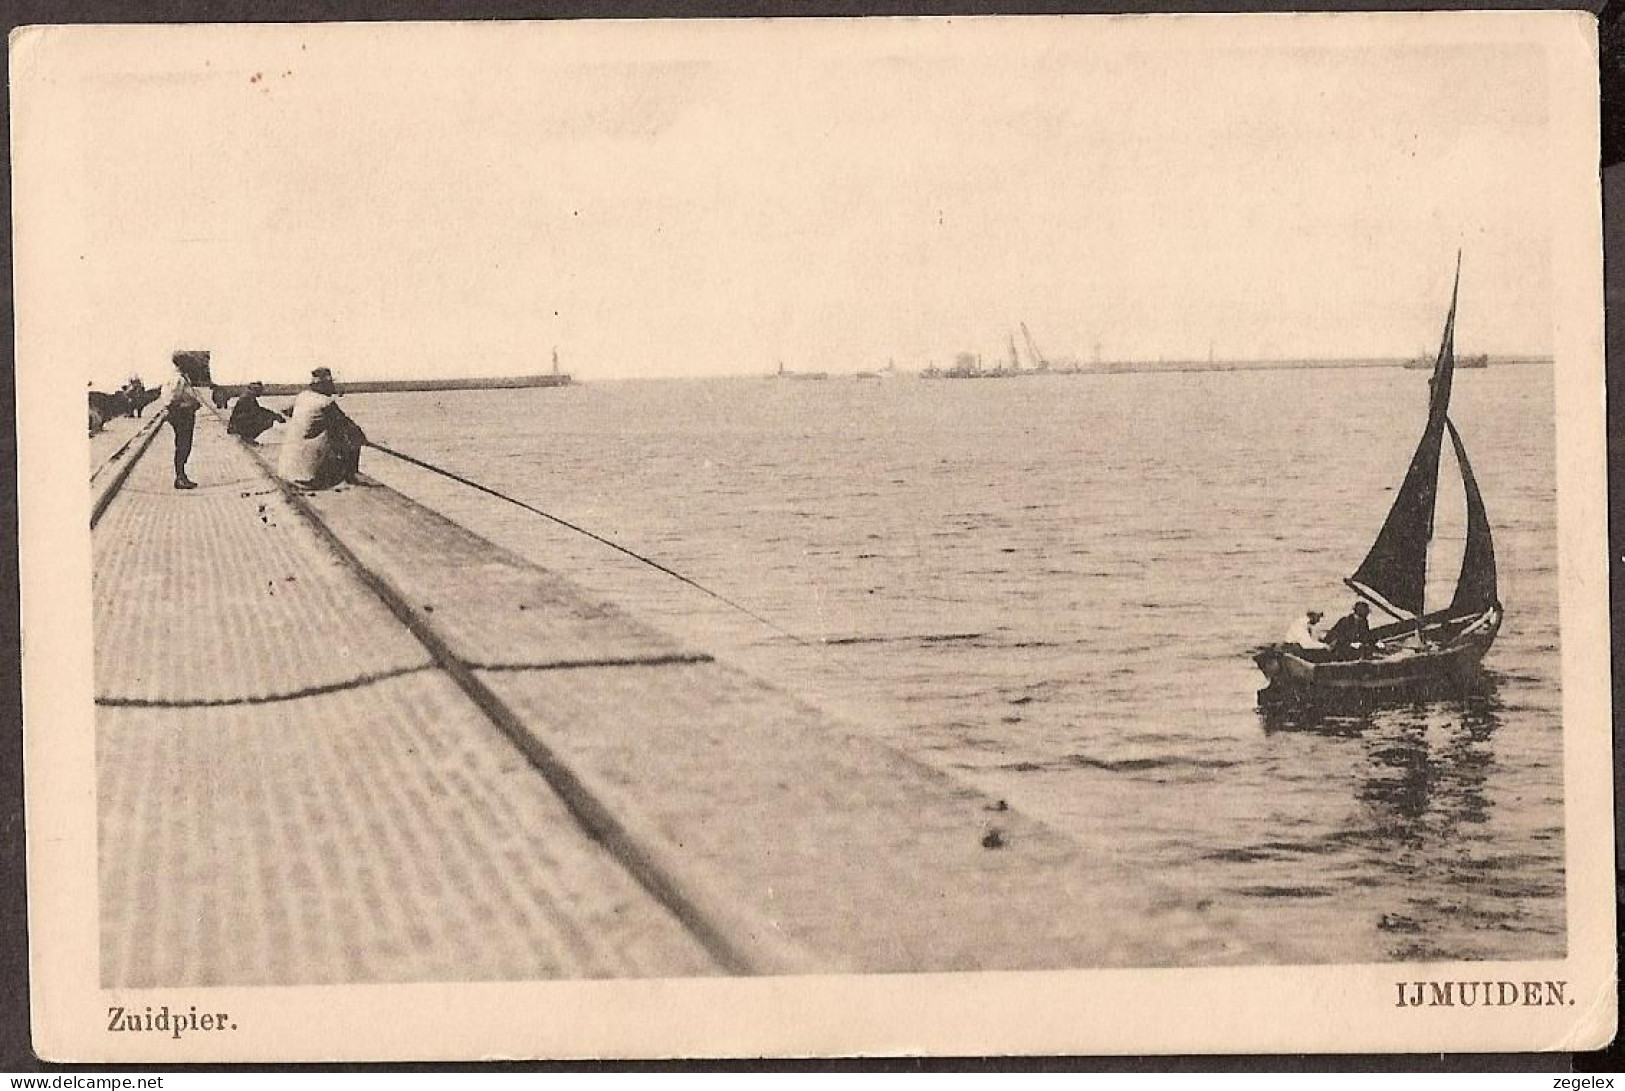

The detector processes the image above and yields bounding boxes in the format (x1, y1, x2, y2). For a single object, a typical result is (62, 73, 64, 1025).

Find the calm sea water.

(345, 365, 1564, 965)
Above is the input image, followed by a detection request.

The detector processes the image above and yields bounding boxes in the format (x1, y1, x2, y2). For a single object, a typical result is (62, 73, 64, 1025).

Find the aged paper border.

(14, 12, 1615, 1061)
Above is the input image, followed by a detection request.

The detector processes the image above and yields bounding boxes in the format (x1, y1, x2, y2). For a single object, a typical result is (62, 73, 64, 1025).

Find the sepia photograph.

(13, 12, 1615, 1060)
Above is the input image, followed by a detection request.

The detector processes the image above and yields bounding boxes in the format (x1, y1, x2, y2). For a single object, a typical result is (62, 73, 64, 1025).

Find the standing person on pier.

(278, 367, 369, 489)
(160, 352, 209, 490)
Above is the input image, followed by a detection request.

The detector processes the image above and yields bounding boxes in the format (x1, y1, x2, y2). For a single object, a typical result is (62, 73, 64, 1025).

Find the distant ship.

(922, 324, 1063, 379)
(917, 352, 982, 379)
(774, 360, 828, 381)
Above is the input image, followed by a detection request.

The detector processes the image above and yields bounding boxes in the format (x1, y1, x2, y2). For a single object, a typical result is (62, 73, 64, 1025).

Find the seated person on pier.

(1283, 609, 1326, 650)
(226, 381, 285, 445)
(1324, 601, 1376, 658)
(277, 367, 368, 489)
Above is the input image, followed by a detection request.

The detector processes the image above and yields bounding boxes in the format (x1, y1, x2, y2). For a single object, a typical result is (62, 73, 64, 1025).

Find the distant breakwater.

(222, 374, 573, 396)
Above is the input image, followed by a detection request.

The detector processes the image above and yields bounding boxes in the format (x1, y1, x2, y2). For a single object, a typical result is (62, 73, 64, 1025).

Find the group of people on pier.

(156, 352, 368, 491)
(87, 377, 161, 435)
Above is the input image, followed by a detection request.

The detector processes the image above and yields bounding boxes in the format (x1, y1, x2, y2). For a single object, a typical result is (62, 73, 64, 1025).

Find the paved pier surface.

(94, 412, 716, 986)
(90, 415, 146, 480)
(94, 408, 1262, 988)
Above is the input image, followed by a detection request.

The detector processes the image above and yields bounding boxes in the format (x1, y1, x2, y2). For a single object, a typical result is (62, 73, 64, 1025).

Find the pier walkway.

(94, 411, 716, 985)
(92, 407, 1258, 988)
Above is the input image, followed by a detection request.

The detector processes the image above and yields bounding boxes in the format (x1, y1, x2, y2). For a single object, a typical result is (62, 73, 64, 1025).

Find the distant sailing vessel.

(1254, 256, 1501, 703)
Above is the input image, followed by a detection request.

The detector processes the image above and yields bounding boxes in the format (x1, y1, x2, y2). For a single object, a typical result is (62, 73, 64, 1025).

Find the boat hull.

(1254, 607, 1501, 705)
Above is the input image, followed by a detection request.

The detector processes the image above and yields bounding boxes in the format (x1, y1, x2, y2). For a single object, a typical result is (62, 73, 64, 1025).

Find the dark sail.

(1347, 258, 1461, 618)
(1445, 416, 1498, 615)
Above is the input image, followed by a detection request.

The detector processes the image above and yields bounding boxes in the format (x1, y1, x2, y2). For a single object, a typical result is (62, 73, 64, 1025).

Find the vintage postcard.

(13, 13, 1614, 1060)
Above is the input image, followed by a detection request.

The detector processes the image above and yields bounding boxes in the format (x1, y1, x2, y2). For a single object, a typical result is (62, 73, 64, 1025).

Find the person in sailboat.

(1323, 601, 1375, 656)
(277, 367, 370, 489)
(1284, 610, 1327, 650)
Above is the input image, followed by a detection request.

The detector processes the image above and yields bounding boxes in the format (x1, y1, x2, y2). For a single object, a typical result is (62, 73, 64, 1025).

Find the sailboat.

(1254, 255, 1502, 702)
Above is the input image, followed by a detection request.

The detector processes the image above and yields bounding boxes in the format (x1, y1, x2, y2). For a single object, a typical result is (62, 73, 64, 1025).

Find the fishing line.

(368, 441, 816, 648)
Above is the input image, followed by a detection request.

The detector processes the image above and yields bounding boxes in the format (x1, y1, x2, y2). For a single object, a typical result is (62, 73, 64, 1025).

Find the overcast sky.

(18, 16, 1567, 387)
